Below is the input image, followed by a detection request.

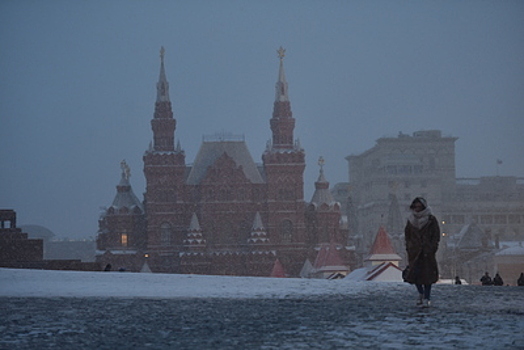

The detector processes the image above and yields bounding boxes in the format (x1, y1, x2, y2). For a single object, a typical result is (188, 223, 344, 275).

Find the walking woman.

(405, 197, 440, 307)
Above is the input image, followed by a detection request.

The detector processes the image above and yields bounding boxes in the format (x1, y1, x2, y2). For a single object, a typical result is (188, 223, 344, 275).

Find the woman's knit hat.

(410, 197, 427, 210)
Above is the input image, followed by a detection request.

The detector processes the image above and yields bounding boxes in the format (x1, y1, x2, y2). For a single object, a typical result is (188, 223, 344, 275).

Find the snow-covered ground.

(1, 268, 523, 349)
(0, 268, 369, 298)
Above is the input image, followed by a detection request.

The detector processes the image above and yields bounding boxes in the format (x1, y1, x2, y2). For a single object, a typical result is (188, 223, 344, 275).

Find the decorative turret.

(306, 157, 342, 244)
(97, 160, 147, 255)
(183, 212, 207, 248)
(247, 212, 270, 244)
(110, 160, 144, 214)
(270, 258, 286, 277)
(270, 46, 296, 150)
(151, 46, 176, 152)
(310, 157, 337, 208)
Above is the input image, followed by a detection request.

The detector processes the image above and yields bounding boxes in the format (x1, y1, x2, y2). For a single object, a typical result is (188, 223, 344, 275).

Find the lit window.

(121, 233, 128, 247)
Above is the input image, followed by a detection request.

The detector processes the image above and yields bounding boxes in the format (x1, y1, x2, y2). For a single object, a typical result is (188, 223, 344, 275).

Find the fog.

(1, 1, 523, 240)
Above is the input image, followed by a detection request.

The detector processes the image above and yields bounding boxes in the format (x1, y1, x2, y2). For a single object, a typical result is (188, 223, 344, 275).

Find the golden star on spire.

(277, 46, 286, 60)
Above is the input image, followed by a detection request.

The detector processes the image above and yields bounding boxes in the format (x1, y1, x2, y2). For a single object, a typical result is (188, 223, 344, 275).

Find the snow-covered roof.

(344, 262, 403, 282)
(96, 249, 138, 255)
(495, 245, 524, 256)
(365, 226, 401, 263)
(186, 140, 264, 185)
(313, 242, 346, 270)
(456, 222, 493, 250)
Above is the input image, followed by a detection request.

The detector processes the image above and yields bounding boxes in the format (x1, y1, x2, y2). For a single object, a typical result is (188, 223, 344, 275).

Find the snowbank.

(0, 268, 377, 298)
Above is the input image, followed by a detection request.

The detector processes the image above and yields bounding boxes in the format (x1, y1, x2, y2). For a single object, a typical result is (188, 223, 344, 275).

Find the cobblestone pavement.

(0, 284, 523, 349)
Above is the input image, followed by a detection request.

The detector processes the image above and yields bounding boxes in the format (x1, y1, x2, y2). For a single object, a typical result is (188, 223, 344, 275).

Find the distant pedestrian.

(404, 197, 440, 308)
(493, 273, 504, 286)
(518, 273, 524, 286)
(480, 272, 492, 286)
(454, 276, 462, 285)
(104, 263, 112, 272)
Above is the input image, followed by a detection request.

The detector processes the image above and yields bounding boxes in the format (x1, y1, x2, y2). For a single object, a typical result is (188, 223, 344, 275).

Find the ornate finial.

(120, 159, 131, 180)
(318, 156, 325, 171)
(277, 46, 286, 60)
(160, 46, 165, 61)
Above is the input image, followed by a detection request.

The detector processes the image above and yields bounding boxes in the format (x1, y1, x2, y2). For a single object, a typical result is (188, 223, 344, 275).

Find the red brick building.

(2, 209, 100, 271)
(0, 209, 43, 264)
(96, 47, 351, 276)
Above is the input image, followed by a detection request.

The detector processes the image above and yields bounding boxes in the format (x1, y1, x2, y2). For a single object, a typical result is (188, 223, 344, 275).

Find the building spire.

(151, 46, 176, 152)
(311, 156, 335, 205)
(317, 156, 326, 182)
(270, 46, 295, 150)
(275, 46, 289, 102)
(157, 46, 170, 102)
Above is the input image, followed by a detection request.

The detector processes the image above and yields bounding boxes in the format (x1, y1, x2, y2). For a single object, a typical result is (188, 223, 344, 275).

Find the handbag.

(402, 265, 410, 282)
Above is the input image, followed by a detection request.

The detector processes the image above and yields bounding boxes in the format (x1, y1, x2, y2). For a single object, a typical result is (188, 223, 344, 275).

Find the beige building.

(334, 130, 524, 281)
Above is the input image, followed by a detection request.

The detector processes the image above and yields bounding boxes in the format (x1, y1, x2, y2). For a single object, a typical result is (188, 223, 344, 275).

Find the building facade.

(333, 130, 524, 281)
(96, 48, 349, 276)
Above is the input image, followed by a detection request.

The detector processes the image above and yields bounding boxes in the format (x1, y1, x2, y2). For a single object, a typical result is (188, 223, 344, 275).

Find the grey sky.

(1, 1, 523, 239)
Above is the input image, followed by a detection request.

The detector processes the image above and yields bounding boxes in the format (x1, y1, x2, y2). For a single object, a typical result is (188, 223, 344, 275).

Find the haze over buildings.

(1, 1, 523, 240)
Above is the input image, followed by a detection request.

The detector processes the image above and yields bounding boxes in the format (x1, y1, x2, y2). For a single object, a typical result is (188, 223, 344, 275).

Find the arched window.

(280, 220, 293, 243)
(160, 222, 172, 246)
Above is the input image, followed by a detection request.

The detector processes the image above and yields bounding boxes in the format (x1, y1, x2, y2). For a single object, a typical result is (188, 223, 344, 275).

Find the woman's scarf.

(408, 206, 432, 229)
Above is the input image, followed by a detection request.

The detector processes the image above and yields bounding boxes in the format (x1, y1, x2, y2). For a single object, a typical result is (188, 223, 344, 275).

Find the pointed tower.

(246, 212, 276, 276)
(96, 160, 147, 271)
(270, 258, 286, 278)
(310, 157, 336, 207)
(183, 213, 207, 249)
(270, 46, 294, 150)
(179, 213, 210, 274)
(143, 47, 187, 253)
(306, 157, 342, 244)
(262, 47, 306, 265)
(364, 226, 402, 267)
(152, 46, 175, 152)
(247, 212, 270, 245)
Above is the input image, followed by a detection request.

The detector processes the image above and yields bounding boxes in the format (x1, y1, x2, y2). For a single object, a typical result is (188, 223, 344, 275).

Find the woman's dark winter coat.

(404, 215, 440, 285)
